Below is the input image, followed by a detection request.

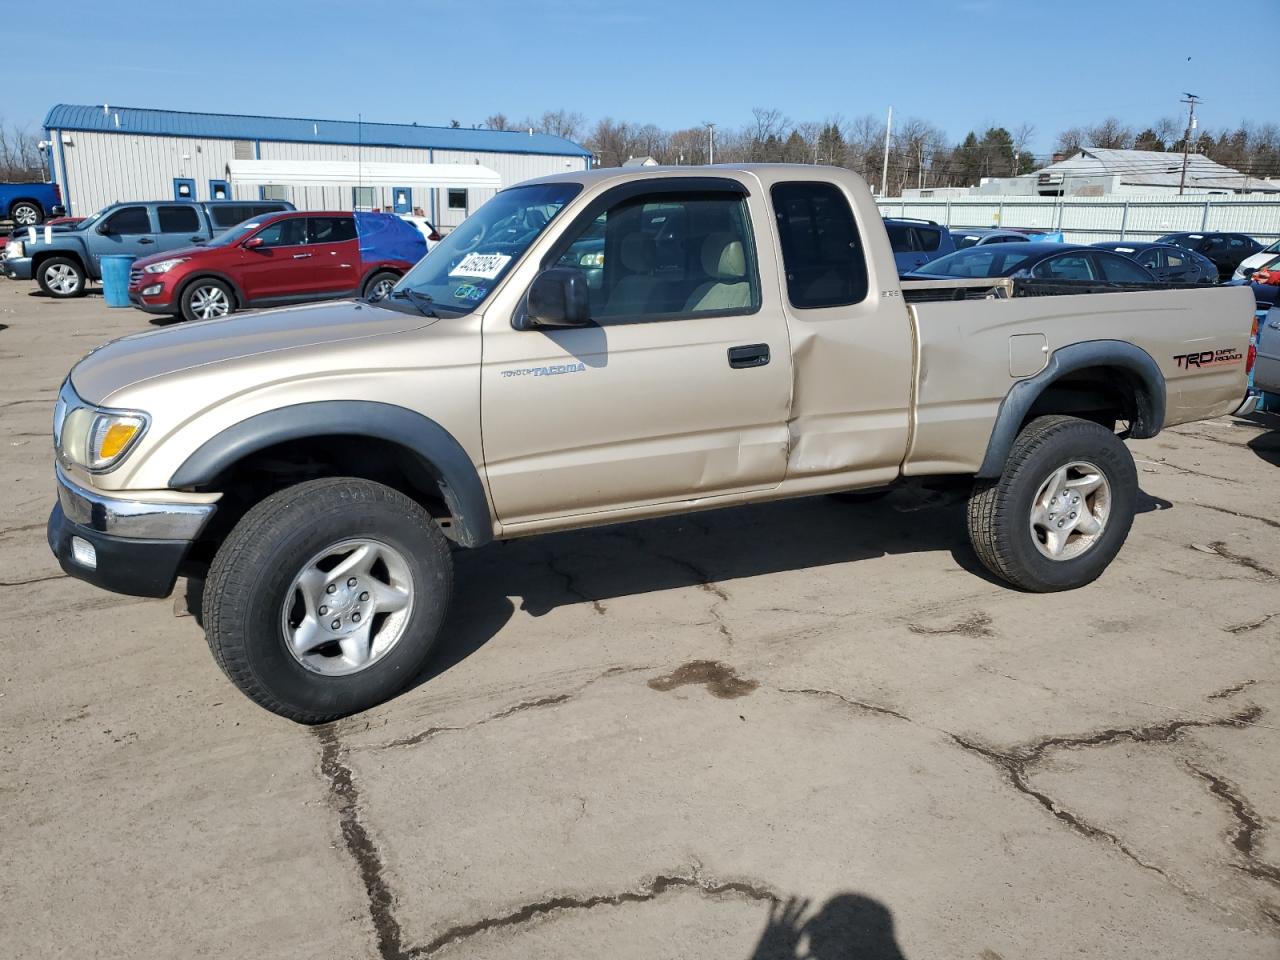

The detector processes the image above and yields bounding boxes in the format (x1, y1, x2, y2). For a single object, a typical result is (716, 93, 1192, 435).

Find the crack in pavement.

(1135, 458, 1241, 484)
(608, 528, 734, 644)
(539, 546, 606, 616)
(1224, 613, 1278, 635)
(1208, 680, 1258, 700)
(906, 611, 993, 638)
(778, 687, 910, 722)
(371, 666, 649, 750)
(314, 725, 407, 960)
(1198, 542, 1280, 583)
(0, 572, 66, 587)
(409, 866, 779, 958)
(1185, 763, 1280, 890)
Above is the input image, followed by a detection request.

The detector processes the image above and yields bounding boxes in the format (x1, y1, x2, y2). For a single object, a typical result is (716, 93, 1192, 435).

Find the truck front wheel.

(203, 478, 453, 722)
(966, 415, 1137, 592)
(37, 257, 86, 298)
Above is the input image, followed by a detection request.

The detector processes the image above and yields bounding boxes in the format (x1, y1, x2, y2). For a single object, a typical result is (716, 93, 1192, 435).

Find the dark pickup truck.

(0, 181, 64, 228)
(3, 199, 293, 297)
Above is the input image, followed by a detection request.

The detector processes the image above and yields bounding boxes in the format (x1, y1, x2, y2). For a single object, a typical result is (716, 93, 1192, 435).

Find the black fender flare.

(168, 401, 494, 547)
(976, 340, 1166, 479)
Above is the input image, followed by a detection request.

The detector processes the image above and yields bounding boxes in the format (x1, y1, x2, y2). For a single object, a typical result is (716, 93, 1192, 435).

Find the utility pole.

(1178, 93, 1200, 196)
(705, 122, 716, 166)
(880, 106, 893, 196)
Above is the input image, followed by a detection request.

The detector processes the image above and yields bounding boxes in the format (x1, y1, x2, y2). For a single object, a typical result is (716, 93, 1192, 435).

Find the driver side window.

(555, 190, 761, 323)
(253, 218, 307, 248)
(104, 206, 151, 235)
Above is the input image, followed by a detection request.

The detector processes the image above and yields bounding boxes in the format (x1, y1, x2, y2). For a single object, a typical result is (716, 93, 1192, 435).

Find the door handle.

(137, 238, 154, 244)
(728, 343, 770, 369)
(292, 253, 312, 259)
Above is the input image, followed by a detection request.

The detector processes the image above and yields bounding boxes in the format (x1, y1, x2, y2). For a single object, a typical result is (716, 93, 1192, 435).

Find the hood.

(133, 244, 208, 267)
(70, 299, 432, 402)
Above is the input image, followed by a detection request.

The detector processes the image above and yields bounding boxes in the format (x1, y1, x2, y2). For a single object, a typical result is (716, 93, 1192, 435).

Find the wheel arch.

(7, 197, 42, 217)
(31, 248, 87, 275)
(168, 401, 493, 548)
(360, 265, 403, 296)
(976, 340, 1165, 479)
(177, 271, 246, 309)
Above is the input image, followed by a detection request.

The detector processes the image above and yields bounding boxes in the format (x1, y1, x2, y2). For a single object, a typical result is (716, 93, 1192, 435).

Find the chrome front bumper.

(55, 463, 216, 540)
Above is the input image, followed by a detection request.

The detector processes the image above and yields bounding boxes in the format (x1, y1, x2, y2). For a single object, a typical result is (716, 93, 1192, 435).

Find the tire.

(180, 278, 235, 322)
(36, 256, 85, 298)
(363, 270, 399, 301)
(203, 478, 453, 723)
(10, 201, 42, 227)
(966, 415, 1137, 592)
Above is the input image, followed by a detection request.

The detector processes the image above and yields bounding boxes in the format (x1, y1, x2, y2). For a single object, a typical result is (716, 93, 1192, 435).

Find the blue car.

(884, 217, 955, 274)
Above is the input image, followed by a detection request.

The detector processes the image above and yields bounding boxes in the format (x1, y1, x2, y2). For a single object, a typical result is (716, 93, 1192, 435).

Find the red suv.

(128, 211, 423, 322)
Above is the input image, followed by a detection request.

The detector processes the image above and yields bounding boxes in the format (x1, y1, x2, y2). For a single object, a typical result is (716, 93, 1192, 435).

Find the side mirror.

(1241, 267, 1256, 279)
(96, 222, 112, 236)
(521, 267, 590, 329)
(243, 236, 265, 250)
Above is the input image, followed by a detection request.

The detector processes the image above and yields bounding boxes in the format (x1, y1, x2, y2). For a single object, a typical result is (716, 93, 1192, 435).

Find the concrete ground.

(2, 277, 1278, 960)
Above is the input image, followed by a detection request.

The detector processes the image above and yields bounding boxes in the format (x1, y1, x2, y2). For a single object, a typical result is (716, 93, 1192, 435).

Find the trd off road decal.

(1173, 348, 1243, 370)
(500, 362, 587, 379)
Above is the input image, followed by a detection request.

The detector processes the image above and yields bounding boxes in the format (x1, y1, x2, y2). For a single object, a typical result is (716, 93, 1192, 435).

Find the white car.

(1233, 238, 1280, 280)
(397, 215, 442, 252)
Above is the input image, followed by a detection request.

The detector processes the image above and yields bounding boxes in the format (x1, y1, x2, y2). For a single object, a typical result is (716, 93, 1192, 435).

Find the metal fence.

(875, 195, 1280, 244)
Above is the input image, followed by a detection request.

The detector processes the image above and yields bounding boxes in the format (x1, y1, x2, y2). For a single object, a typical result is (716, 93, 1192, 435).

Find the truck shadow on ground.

(1243, 411, 1280, 466)
(747, 893, 908, 960)
(419, 486, 1172, 686)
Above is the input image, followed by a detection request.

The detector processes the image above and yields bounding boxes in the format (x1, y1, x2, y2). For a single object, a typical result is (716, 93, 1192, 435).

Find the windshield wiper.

(387, 288, 439, 318)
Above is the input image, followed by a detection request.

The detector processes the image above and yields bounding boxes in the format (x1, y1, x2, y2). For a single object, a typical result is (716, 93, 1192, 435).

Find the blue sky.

(2, 0, 1247, 154)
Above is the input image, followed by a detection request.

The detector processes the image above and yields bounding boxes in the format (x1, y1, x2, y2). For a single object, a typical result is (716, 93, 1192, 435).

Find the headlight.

(56, 383, 149, 471)
(579, 252, 604, 267)
(143, 258, 188, 274)
(4, 239, 22, 258)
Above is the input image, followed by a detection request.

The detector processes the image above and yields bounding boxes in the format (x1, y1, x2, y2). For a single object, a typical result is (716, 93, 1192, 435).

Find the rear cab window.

(157, 205, 201, 234)
(771, 181, 868, 309)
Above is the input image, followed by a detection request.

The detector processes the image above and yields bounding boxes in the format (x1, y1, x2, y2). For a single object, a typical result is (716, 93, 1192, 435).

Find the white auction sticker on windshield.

(449, 252, 511, 280)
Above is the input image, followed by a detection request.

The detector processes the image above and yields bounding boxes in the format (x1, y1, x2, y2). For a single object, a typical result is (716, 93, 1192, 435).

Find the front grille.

(129, 268, 143, 287)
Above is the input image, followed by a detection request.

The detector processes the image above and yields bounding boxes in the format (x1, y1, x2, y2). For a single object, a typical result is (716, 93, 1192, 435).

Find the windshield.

(205, 218, 267, 247)
(914, 247, 1035, 277)
(73, 209, 108, 232)
(391, 182, 582, 314)
(1264, 239, 1280, 254)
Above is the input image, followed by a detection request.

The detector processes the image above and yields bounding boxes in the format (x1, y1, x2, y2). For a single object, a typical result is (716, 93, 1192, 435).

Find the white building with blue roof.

(42, 104, 592, 228)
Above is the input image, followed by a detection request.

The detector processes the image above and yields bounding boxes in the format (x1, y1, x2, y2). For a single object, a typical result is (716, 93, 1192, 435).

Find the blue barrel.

(100, 255, 135, 308)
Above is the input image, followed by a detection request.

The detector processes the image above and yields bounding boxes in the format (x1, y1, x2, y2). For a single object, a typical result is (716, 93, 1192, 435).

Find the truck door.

(305, 215, 360, 293)
(768, 179, 913, 485)
(154, 205, 205, 254)
(480, 179, 793, 525)
(88, 205, 157, 276)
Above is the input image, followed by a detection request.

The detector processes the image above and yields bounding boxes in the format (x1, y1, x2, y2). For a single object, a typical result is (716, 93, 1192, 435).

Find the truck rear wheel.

(966, 415, 1137, 592)
(203, 478, 453, 723)
(10, 201, 42, 226)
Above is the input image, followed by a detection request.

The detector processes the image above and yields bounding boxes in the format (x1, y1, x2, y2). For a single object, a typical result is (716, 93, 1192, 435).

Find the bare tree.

(1084, 117, 1134, 150)
(1053, 126, 1086, 157)
(483, 113, 519, 132)
(0, 122, 43, 181)
(538, 109, 586, 141)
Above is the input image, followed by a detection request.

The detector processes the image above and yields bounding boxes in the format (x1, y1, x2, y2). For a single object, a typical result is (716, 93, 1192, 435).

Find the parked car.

(128, 210, 425, 322)
(2, 199, 294, 297)
(1234, 239, 1280, 280)
(1254, 304, 1280, 398)
(1091, 241, 1218, 283)
(47, 164, 1256, 721)
(904, 242, 1158, 284)
(0, 181, 65, 227)
(950, 228, 1034, 249)
(1155, 232, 1263, 281)
(884, 217, 955, 273)
(397, 214, 443, 251)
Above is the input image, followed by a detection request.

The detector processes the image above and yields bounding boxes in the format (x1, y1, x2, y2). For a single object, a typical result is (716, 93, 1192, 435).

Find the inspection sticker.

(448, 252, 511, 280)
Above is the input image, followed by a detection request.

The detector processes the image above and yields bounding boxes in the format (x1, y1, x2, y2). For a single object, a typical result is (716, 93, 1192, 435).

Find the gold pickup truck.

(46, 165, 1258, 722)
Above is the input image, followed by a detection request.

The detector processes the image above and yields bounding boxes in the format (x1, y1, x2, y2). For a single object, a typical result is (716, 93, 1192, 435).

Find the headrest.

(619, 233, 656, 273)
(701, 232, 746, 281)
